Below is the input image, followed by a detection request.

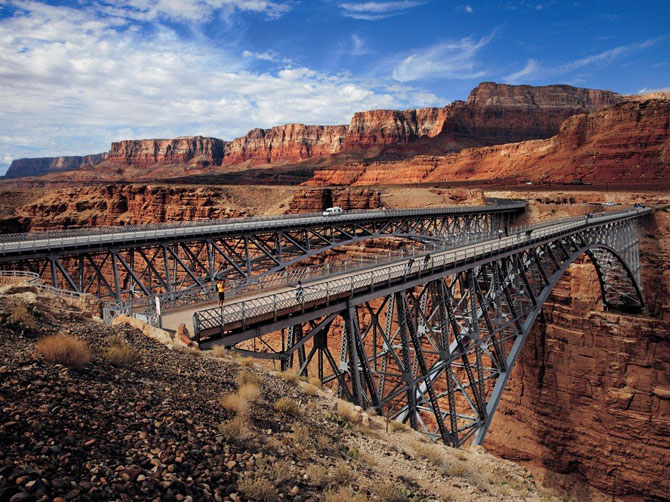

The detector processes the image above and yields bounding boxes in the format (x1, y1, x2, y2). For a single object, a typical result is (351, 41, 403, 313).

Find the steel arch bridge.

(0, 202, 524, 305)
(194, 208, 649, 447)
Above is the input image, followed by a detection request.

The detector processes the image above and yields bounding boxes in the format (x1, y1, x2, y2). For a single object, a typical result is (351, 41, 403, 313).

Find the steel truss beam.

(210, 215, 647, 447)
(2, 210, 518, 306)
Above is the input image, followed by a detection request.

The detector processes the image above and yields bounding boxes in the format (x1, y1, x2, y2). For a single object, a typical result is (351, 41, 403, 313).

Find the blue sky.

(0, 0, 668, 174)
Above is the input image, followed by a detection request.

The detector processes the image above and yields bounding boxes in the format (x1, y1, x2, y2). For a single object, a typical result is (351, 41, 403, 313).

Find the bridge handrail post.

(273, 294, 277, 321)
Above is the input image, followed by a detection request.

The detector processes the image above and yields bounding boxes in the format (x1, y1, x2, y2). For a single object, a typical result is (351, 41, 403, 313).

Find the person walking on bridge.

(216, 279, 226, 307)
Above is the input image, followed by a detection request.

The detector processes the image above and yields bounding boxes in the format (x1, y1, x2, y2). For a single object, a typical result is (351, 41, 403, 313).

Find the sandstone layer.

(4, 82, 630, 179)
(4, 153, 107, 178)
(106, 136, 225, 169)
(223, 124, 348, 164)
(305, 99, 670, 186)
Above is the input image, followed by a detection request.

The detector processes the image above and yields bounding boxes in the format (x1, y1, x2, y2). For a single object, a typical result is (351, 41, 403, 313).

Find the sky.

(0, 0, 668, 174)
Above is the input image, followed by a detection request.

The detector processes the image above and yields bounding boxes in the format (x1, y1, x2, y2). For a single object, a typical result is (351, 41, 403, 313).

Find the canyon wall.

(305, 98, 670, 185)
(223, 124, 348, 164)
(106, 136, 226, 169)
(4, 153, 107, 178)
(4, 82, 632, 179)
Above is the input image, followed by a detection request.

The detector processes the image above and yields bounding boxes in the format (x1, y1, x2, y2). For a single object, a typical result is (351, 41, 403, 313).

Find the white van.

(322, 206, 343, 216)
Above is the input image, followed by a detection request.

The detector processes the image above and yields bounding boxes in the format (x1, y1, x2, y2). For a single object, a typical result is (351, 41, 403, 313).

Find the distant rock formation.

(223, 124, 348, 164)
(4, 82, 635, 179)
(106, 136, 225, 169)
(4, 153, 107, 178)
(305, 98, 670, 185)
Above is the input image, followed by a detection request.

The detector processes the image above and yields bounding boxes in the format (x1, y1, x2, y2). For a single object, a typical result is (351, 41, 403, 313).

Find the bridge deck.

(0, 201, 526, 260)
(190, 207, 650, 346)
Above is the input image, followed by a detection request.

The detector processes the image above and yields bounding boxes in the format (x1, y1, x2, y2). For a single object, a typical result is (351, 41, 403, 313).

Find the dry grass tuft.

(315, 434, 332, 453)
(236, 370, 262, 388)
(307, 376, 321, 387)
(217, 416, 254, 442)
(300, 382, 319, 395)
(306, 464, 329, 486)
(411, 440, 445, 466)
(240, 356, 256, 367)
(374, 480, 409, 502)
(221, 392, 250, 417)
(389, 420, 407, 432)
(237, 475, 277, 502)
(10, 304, 31, 323)
(279, 368, 300, 384)
(336, 400, 361, 424)
(104, 336, 139, 367)
(35, 334, 91, 369)
(238, 383, 261, 403)
(212, 345, 229, 358)
(290, 422, 311, 445)
(330, 462, 355, 485)
(323, 486, 366, 502)
(274, 397, 301, 416)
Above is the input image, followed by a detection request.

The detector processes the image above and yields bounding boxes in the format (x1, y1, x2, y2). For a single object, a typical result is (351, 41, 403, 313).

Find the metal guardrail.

(0, 270, 90, 305)
(0, 201, 526, 255)
(193, 208, 650, 336)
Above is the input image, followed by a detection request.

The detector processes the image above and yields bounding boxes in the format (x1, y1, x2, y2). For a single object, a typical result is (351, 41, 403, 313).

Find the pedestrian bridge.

(192, 207, 650, 447)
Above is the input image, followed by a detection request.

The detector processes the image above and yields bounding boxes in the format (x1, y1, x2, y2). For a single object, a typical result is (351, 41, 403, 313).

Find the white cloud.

(391, 34, 494, 82)
(339, 1, 424, 20)
(504, 58, 539, 83)
(504, 39, 661, 83)
(0, 1, 449, 171)
(464, 5, 473, 13)
(637, 87, 670, 94)
(351, 34, 369, 55)
(96, 0, 291, 22)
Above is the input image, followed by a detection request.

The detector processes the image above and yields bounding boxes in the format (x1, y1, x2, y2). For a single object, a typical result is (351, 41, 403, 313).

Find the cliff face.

(306, 99, 670, 185)
(106, 136, 225, 169)
(223, 124, 347, 164)
(4, 153, 107, 178)
(487, 262, 670, 502)
(4, 82, 632, 179)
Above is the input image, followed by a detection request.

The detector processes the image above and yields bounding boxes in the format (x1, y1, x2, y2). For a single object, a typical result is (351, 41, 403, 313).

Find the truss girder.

(212, 215, 646, 448)
(1, 211, 512, 303)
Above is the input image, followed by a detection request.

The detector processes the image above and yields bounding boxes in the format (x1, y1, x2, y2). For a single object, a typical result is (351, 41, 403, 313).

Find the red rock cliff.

(223, 124, 347, 164)
(106, 136, 225, 168)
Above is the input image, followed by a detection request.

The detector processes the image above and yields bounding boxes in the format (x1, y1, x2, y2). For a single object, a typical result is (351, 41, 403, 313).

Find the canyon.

(4, 82, 633, 180)
(0, 183, 668, 502)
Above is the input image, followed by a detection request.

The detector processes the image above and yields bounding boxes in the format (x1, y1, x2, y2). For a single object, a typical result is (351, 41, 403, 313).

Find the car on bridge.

(322, 206, 343, 216)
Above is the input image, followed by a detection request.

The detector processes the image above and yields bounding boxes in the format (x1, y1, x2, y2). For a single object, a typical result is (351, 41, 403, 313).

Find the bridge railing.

(0, 201, 526, 254)
(193, 208, 648, 337)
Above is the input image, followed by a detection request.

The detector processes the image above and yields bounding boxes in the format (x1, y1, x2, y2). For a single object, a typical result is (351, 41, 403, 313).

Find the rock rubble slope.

(0, 285, 610, 502)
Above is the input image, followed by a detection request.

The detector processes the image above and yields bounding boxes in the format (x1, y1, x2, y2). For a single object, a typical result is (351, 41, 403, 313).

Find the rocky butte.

(4, 153, 107, 178)
(3, 82, 631, 178)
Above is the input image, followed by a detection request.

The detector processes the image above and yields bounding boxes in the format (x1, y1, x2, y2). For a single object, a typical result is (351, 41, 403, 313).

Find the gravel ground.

(0, 286, 586, 502)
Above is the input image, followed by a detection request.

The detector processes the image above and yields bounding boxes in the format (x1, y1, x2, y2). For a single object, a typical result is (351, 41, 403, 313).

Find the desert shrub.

(238, 382, 261, 403)
(274, 397, 301, 416)
(315, 434, 332, 453)
(236, 370, 262, 388)
(306, 464, 329, 486)
(336, 400, 361, 424)
(240, 356, 256, 367)
(10, 304, 31, 323)
(212, 346, 228, 358)
(279, 368, 300, 384)
(341, 445, 360, 460)
(325, 411, 348, 428)
(237, 475, 277, 502)
(256, 458, 293, 485)
(217, 416, 254, 442)
(323, 486, 366, 502)
(290, 422, 311, 445)
(412, 440, 444, 466)
(330, 462, 354, 485)
(35, 334, 91, 369)
(300, 382, 319, 395)
(389, 420, 407, 432)
(104, 336, 139, 366)
(221, 392, 250, 417)
(374, 481, 410, 502)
